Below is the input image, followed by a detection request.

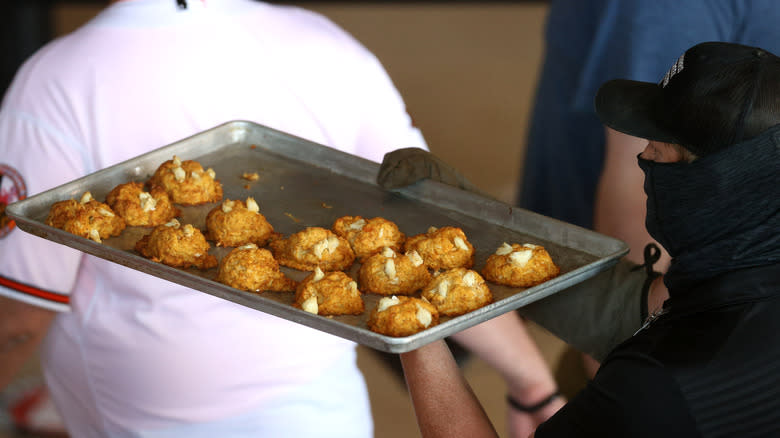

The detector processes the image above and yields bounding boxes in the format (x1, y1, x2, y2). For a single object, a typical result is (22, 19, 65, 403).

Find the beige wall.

(53, 2, 549, 204)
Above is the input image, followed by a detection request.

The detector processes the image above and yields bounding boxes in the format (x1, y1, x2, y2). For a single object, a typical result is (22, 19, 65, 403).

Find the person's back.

(0, 1, 425, 436)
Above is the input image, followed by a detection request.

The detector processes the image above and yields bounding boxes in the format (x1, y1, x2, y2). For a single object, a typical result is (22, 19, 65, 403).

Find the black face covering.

(638, 125, 780, 293)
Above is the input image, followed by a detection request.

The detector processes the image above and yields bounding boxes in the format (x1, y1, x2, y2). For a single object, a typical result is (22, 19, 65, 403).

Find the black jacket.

(537, 263, 780, 437)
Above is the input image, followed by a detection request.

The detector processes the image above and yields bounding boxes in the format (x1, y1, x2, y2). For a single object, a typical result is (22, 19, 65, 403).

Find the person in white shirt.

(0, 1, 562, 436)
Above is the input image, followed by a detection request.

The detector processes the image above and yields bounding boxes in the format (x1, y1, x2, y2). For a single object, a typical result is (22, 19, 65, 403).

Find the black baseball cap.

(595, 41, 780, 157)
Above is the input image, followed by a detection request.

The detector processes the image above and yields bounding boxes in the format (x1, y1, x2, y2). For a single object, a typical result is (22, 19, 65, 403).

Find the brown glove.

(376, 147, 482, 193)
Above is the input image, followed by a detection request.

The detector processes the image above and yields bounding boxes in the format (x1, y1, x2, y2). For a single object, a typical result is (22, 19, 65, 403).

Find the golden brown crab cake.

(403, 226, 475, 271)
(481, 243, 560, 288)
(268, 226, 355, 272)
(46, 191, 126, 243)
(294, 267, 364, 316)
(217, 244, 297, 292)
(358, 247, 431, 296)
(421, 268, 493, 317)
(205, 197, 275, 247)
(366, 296, 439, 337)
(332, 216, 405, 261)
(147, 155, 223, 205)
(105, 182, 180, 227)
(134, 219, 217, 269)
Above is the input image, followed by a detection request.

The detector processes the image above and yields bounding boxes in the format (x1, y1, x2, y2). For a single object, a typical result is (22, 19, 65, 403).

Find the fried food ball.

(134, 219, 217, 269)
(332, 216, 405, 261)
(105, 182, 180, 227)
(403, 226, 474, 270)
(294, 267, 365, 316)
(358, 247, 431, 296)
(46, 191, 126, 243)
(205, 197, 275, 247)
(366, 295, 439, 337)
(147, 155, 223, 205)
(268, 226, 355, 272)
(217, 244, 297, 292)
(481, 243, 560, 287)
(421, 268, 493, 317)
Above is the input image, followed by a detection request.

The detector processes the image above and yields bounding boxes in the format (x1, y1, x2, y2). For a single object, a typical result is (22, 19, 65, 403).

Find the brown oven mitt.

(376, 147, 483, 194)
(377, 147, 661, 362)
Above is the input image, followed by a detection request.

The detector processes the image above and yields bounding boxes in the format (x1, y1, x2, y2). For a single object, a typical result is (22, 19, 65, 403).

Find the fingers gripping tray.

(6, 121, 628, 353)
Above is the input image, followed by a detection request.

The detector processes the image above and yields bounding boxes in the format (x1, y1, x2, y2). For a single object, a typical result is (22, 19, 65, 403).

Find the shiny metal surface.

(7, 120, 628, 353)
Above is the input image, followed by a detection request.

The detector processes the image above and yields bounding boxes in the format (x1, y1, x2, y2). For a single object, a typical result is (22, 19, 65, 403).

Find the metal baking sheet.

(7, 120, 628, 353)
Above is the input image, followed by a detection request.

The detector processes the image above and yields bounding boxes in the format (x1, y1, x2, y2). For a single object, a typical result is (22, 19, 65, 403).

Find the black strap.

(507, 391, 561, 413)
(630, 243, 662, 321)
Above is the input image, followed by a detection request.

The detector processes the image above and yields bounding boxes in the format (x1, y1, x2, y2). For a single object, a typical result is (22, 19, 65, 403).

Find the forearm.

(400, 340, 499, 438)
(0, 296, 56, 389)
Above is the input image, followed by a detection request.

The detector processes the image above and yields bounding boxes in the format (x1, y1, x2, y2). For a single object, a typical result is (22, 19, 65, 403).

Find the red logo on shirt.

(0, 164, 27, 239)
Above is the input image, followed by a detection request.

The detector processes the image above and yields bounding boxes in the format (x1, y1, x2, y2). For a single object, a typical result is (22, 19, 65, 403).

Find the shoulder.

(2, 36, 68, 106)
(238, 4, 388, 95)
(536, 349, 697, 438)
(254, 4, 375, 62)
(0, 23, 104, 119)
(245, 4, 400, 100)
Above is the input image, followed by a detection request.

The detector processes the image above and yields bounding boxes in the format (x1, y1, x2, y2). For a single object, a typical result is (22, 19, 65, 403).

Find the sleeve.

(572, 0, 740, 112)
(535, 351, 697, 437)
(0, 110, 89, 312)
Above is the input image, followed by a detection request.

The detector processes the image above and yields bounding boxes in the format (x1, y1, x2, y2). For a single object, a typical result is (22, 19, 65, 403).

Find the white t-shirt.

(0, 1, 426, 436)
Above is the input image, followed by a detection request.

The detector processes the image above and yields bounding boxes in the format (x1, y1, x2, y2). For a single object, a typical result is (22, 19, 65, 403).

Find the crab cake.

(403, 226, 475, 270)
(205, 197, 275, 247)
(294, 267, 364, 316)
(481, 243, 560, 288)
(358, 247, 431, 296)
(217, 244, 297, 292)
(268, 226, 355, 272)
(105, 182, 180, 227)
(421, 268, 493, 317)
(332, 216, 405, 261)
(366, 296, 439, 337)
(147, 155, 223, 205)
(46, 191, 126, 243)
(134, 219, 217, 269)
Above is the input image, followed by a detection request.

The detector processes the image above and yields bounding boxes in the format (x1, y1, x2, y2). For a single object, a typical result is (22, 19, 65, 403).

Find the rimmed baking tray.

(7, 120, 628, 353)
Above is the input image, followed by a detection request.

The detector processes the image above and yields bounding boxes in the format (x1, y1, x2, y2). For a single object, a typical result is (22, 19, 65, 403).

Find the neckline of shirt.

(89, 0, 267, 29)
